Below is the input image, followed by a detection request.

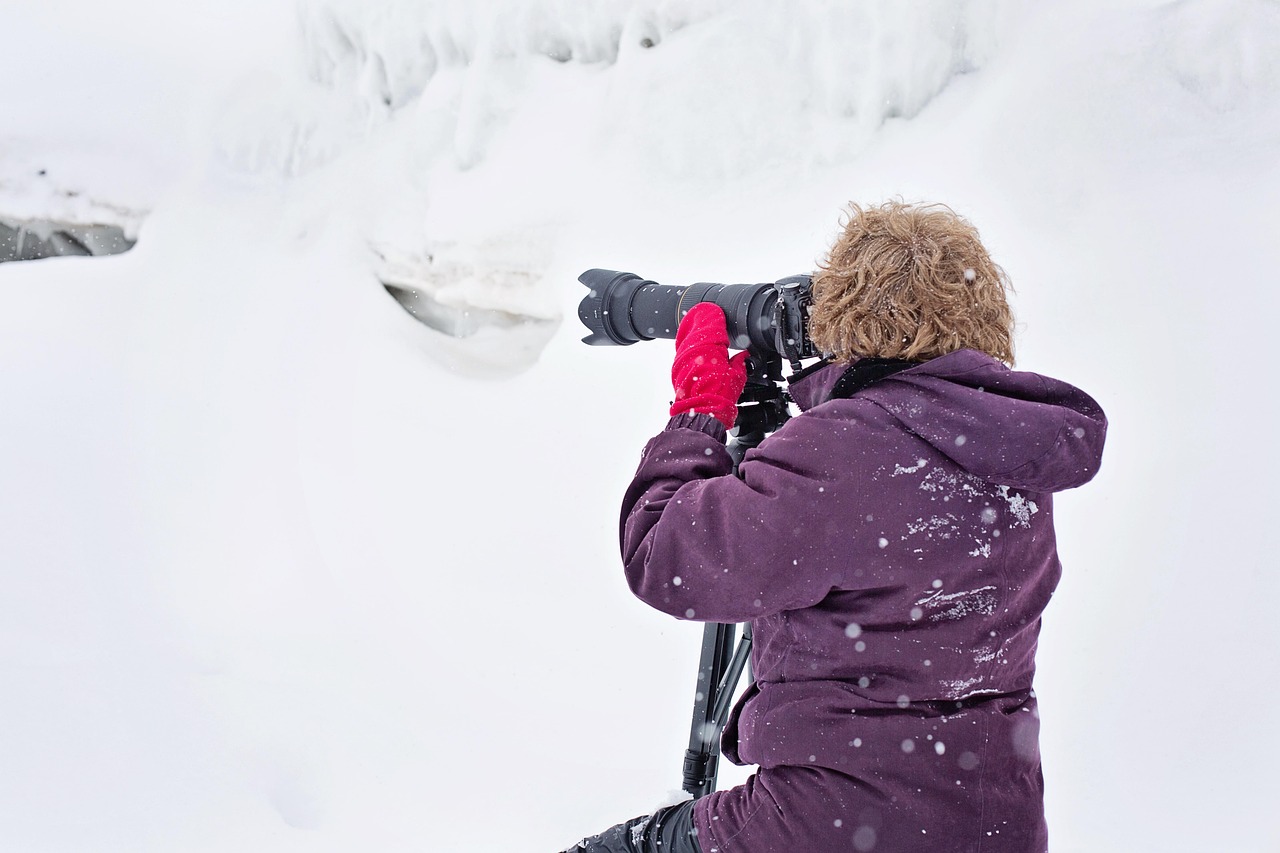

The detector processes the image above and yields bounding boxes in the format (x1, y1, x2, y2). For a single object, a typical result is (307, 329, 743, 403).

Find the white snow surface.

(2, 2, 1279, 851)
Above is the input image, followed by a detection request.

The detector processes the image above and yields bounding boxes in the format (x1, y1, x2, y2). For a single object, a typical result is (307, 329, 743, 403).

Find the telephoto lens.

(577, 268, 815, 359)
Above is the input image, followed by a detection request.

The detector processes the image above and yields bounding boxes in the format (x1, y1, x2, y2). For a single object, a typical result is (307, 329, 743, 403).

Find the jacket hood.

(788, 349, 1107, 493)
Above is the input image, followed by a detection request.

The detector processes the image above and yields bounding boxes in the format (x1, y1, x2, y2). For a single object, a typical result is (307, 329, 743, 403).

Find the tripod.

(680, 354, 794, 798)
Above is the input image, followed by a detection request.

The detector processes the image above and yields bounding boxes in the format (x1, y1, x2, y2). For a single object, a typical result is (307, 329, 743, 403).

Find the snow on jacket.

(620, 348, 1107, 850)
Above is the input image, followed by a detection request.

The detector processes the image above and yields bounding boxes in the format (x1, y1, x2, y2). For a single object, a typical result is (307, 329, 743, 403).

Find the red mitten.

(669, 303, 750, 428)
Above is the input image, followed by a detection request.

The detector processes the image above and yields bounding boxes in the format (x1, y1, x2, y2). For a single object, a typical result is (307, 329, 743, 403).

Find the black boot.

(563, 800, 700, 853)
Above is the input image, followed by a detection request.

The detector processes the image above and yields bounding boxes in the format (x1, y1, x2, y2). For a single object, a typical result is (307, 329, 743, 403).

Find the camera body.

(577, 269, 819, 365)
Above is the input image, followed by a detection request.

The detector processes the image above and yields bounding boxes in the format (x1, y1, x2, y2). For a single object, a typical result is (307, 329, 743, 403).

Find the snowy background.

(2, 1, 1278, 851)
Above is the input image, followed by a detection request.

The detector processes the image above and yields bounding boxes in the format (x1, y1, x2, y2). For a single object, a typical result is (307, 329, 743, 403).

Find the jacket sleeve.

(620, 412, 844, 623)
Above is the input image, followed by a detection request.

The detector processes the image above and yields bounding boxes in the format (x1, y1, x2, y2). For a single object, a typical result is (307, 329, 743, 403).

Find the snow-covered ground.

(2, 2, 1278, 851)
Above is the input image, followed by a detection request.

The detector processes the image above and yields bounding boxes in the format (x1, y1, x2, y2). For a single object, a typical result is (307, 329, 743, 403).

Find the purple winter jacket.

(621, 349, 1106, 850)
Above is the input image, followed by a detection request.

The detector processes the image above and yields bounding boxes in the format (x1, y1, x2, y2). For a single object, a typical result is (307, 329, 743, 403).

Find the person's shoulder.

(753, 397, 904, 464)
(791, 393, 902, 433)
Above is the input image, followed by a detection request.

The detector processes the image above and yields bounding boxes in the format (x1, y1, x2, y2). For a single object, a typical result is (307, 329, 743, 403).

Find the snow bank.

(292, 0, 1009, 177)
(206, 0, 1014, 375)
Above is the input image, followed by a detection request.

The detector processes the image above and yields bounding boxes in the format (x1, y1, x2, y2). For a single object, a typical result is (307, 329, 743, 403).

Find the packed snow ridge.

(296, 0, 1003, 173)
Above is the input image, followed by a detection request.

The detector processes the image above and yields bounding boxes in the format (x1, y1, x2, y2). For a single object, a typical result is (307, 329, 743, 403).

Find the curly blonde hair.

(808, 200, 1015, 365)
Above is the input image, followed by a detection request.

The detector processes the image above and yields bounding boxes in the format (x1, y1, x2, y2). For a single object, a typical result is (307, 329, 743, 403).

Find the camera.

(577, 269, 819, 364)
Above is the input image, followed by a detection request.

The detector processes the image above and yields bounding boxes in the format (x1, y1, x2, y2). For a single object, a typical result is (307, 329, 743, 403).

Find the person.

(564, 200, 1107, 853)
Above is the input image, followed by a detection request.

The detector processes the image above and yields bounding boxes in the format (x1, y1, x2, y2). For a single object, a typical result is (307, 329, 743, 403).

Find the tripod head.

(729, 354, 793, 464)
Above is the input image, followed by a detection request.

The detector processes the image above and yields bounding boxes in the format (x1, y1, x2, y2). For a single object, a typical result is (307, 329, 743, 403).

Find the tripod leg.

(710, 622, 752, 730)
(683, 622, 735, 797)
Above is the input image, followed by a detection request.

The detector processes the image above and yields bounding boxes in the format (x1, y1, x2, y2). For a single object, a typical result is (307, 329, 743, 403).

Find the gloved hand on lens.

(669, 303, 750, 429)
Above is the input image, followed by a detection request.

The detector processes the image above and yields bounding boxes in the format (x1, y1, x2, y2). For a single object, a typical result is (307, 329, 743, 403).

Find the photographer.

(566, 201, 1107, 853)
